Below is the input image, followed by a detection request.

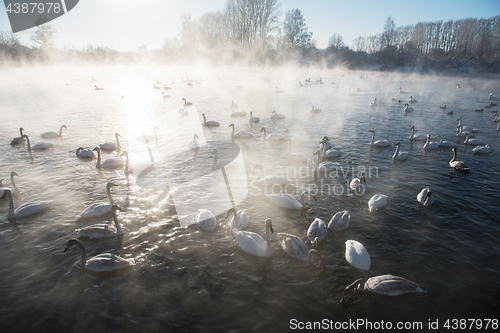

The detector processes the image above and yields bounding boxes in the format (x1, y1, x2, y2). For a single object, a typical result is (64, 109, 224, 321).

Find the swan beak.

(1, 193, 6, 199)
(269, 224, 274, 233)
(63, 244, 70, 252)
(312, 195, 317, 201)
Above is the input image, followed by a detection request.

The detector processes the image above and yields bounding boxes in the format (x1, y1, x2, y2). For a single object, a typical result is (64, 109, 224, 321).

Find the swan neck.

(95, 148, 101, 167)
(451, 149, 457, 162)
(115, 135, 121, 152)
(393, 144, 399, 159)
(265, 222, 271, 254)
(370, 132, 375, 144)
(212, 150, 218, 170)
(25, 136, 31, 151)
(59, 125, 64, 137)
(6, 190, 15, 217)
(76, 241, 87, 266)
(113, 210, 122, 232)
(10, 173, 19, 193)
(231, 125, 235, 137)
(300, 192, 307, 209)
(285, 140, 291, 157)
(203, 114, 207, 125)
(107, 185, 116, 205)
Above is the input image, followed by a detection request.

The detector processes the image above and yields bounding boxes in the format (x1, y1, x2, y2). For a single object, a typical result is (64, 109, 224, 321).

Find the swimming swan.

(368, 194, 387, 212)
(249, 112, 259, 123)
(328, 211, 350, 231)
(277, 233, 325, 273)
(202, 113, 219, 127)
(368, 130, 391, 147)
(76, 147, 95, 158)
(137, 126, 160, 144)
(408, 126, 427, 141)
(392, 142, 408, 161)
(314, 150, 339, 174)
(417, 188, 434, 206)
(434, 136, 457, 148)
(11, 127, 26, 145)
(23, 134, 54, 151)
(76, 205, 124, 238)
(226, 208, 249, 231)
(229, 124, 253, 139)
(232, 218, 274, 257)
(41, 125, 67, 139)
(77, 182, 118, 219)
(182, 98, 193, 106)
(188, 134, 200, 148)
(423, 134, 439, 150)
(121, 151, 133, 175)
(0, 188, 50, 218)
(311, 106, 322, 114)
(369, 98, 377, 107)
(350, 172, 366, 193)
(197, 209, 217, 231)
(64, 238, 134, 272)
(253, 163, 289, 186)
(268, 191, 316, 210)
(408, 96, 417, 103)
(449, 147, 470, 172)
(472, 144, 492, 154)
(463, 133, 484, 145)
(271, 111, 285, 120)
(320, 138, 341, 158)
(345, 239, 371, 271)
(94, 85, 104, 90)
(99, 133, 121, 151)
(93, 147, 125, 168)
(403, 103, 413, 113)
(307, 218, 328, 248)
(261, 127, 284, 142)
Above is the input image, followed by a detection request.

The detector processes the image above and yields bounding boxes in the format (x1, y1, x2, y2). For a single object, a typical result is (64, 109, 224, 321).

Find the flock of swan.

(2, 77, 498, 304)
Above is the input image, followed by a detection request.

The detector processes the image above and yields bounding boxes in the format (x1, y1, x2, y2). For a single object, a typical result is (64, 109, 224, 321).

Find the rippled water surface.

(0, 65, 499, 332)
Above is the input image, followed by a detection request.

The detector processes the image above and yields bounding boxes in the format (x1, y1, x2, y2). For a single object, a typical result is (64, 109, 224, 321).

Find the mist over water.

(0, 64, 499, 331)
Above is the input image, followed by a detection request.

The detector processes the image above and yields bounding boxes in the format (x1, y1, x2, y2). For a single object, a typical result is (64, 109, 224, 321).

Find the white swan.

(320, 138, 341, 158)
(232, 218, 274, 257)
(311, 106, 322, 114)
(456, 125, 476, 138)
(456, 118, 476, 133)
(253, 164, 289, 186)
(23, 134, 55, 151)
(472, 144, 492, 154)
(403, 103, 413, 113)
(182, 98, 193, 106)
(341, 274, 424, 303)
(231, 111, 246, 117)
(369, 98, 377, 107)
(99, 133, 121, 151)
(350, 172, 366, 193)
(249, 111, 259, 123)
(392, 142, 408, 161)
(261, 127, 284, 142)
(163, 84, 171, 90)
(284, 139, 308, 162)
(449, 147, 470, 172)
(76, 147, 95, 158)
(41, 125, 67, 139)
(307, 218, 328, 248)
(197, 209, 217, 231)
(345, 239, 371, 271)
(188, 134, 200, 149)
(489, 93, 498, 101)
(314, 150, 339, 174)
(76, 205, 124, 238)
(64, 238, 134, 272)
(230, 100, 238, 109)
(93, 147, 125, 168)
(408, 126, 427, 141)
(277, 233, 325, 273)
(328, 210, 350, 231)
(319, 136, 332, 150)
(11, 127, 26, 145)
(120, 151, 133, 175)
(275, 86, 284, 93)
(226, 208, 249, 231)
(179, 108, 189, 116)
(434, 136, 457, 148)
(202, 113, 220, 127)
(161, 92, 171, 98)
(268, 191, 316, 210)
(463, 133, 484, 145)
(153, 84, 161, 89)
(368, 194, 387, 212)
(137, 126, 160, 144)
(368, 130, 391, 147)
(423, 134, 439, 150)
(0, 188, 50, 218)
(229, 123, 253, 139)
(399, 87, 408, 94)
(94, 85, 104, 90)
(271, 111, 285, 120)
(417, 188, 434, 206)
(77, 183, 117, 219)
(408, 96, 417, 103)
(9, 171, 20, 194)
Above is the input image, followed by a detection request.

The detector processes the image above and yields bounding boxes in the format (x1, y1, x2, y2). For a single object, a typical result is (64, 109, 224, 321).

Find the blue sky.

(1, 0, 499, 51)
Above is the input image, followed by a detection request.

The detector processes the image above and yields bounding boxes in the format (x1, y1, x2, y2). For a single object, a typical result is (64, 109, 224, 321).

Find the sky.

(1, 0, 499, 51)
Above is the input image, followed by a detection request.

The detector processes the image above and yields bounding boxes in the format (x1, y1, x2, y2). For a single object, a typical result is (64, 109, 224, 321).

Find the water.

(0, 65, 499, 332)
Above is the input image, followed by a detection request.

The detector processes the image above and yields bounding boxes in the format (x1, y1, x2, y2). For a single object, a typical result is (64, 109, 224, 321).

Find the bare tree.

(328, 33, 344, 49)
(381, 16, 395, 48)
(283, 8, 312, 49)
(30, 24, 56, 48)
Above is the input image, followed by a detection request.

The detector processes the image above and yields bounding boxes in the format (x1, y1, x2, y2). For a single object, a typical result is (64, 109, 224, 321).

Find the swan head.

(225, 207, 236, 218)
(120, 151, 128, 158)
(111, 204, 123, 213)
(106, 182, 117, 190)
(265, 218, 274, 233)
(272, 111, 276, 115)
(368, 130, 374, 133)
(410, 125, 415, 130)
(395, 141, 400, 146)
(310, 249, 326, 275)
(260, 127, 266, 133)
(360, 171, 366, 182)
(313, 150, 320, 156)
(229, 123, 234, 128)
(423, 191, 433, 205)
(341, 278, 365, 304)
(64, 238, 82, 253)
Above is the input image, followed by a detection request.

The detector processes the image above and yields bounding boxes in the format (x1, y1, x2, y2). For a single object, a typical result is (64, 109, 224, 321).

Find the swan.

(268, 191, 316, 210)
(417, 188, 434, 206)
(261, 127, 284, 142)
(449, 147, 470, 172)
(23, 134, 55, 151)
(316, 78, 323, 84)
(156, 79, 162, 85)
(399, 87, 408, 94)
(41, 125, 67, 139)
(179, 108, 189, 116)
(253, 163, 289, 186)
(163, 85, 171, 90)
(392, 142, 408, 161)
(197, 209, 217, 231)
(345, 239, 371, 271)
(284, 139, 308, 162)
(457, 84, 461, 89)
(161, 92, 171, 98)
(368, 194, 387, 212)
(137, 126, 160, 144)
(249, 111, 259, 123)
(408, 126, 427, 141)
(328, 210, 350, 231)
(94, 85, 104, 90)
(76, 205, 124, 238)
(121, 151, 133, 175)
(99, 133, 121, 151)
(76, 147, 95, 158)
(341, 274, 424, 303)
(275, 86, 284, 93)
(447, 110, 453, 115)
(403, 103, 413, 113)
(187, 82, 193, 86)
(11, 127, 26, 145)
(182, 98, 193, 106)
(369, 98, 377, 107)
(314, 150, 339, 174)
(202, 113, 219, 127)
(456, 125, 476, 138)
(320, 139, 341, 158)
(92, 76, 97, 82)
(423, 134, 439, 150)
(368, 130, 391, 147)
(463, 133, 484, 145)
(153, 84, 161, 89)
(456, 118, 476, 133)
(229, 123, 252, 139)
(408, 96, 417, 103)
(64, 238, 134, 272)
(271, 111, 285, 120)
(230, 100, 238, 109)
(472, 144, 492, 154)
(307, 218, 328, 248)
(77, 183, 117, 219)
(474, 108, 484, 112)
(226, 208, 249, 231)
(311, 106, 322, 114)
(232, 218, 274, 257)
(230, 111, 246, 117)
(350, 172, 366, 193)
(93, 147, 125, 168)
(277, 233, 325, 273)
(434, 136, 457, 148)
(0, 188, 50, 218)
(488, 93, 498, 101)
(188, 134, 200, 148)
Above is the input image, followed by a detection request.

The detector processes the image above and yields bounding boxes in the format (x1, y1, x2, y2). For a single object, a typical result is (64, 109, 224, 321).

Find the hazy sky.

(1, 0, 499, 51)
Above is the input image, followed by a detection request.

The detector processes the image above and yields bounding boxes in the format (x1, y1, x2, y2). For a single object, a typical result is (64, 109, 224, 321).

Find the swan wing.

(232, 229, 268, 257)
(365, 274, 423, 296)
(197, 209, 216, 231)
(307, 218, 328, 243)
(269, 194, 302, 209)
(101, 158, 125, 168)
(40, 131, 59, 138)
(85, 254, 134, 272)
(345, 240, 371, 270)
(77, 203, 112, 219)
(76, 224, 119, 238)
(277, 233, 309, 261)
(13, 201, 51, 218)
(32, 142, 55, 150)
(368, 194, 387, 212)
(99, 142, 118, 150)
(328, 211, 350, 231)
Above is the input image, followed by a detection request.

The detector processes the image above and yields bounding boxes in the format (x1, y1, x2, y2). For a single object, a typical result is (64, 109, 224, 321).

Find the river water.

(0, 64, 499, 332)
